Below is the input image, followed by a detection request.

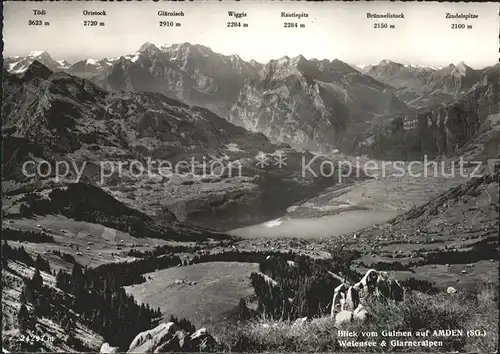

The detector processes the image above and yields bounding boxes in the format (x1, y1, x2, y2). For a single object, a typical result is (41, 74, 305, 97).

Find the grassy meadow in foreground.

(218, 284, 498, 353)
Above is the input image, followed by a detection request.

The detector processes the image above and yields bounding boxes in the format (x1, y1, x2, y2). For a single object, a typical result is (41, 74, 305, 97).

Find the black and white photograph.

(1, 1, 499, 353)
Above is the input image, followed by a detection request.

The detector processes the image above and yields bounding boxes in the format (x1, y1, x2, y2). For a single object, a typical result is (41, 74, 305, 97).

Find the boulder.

(185, 328, 217, 352)
(100, 343, 119, 353)
(126, 323, 217, 353)
(353, 304, 369, 323)
(331, 283, 350, 317)
(447, 286, 457, 294)
(292, 317, 308, 327)
(344, 285, 360, 311)
(335, 310, 353, 327)
(153, 331, 185, 353)
(127, 322, 180, 353)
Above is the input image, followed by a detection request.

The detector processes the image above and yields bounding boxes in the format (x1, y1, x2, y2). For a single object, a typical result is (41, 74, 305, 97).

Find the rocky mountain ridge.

(229, 55, 411, 151)
(364, 59, 487, 108)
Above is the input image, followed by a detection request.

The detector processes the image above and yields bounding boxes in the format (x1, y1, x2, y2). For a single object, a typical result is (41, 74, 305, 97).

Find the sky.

(3, 1, 499, 68)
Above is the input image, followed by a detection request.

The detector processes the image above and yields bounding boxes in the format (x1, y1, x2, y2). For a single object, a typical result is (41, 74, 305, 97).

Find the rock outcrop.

(334, 310, 354, 327)
(185, 328, 218, 352)
(331, 269, 404, 319)
(123, 322, 217, 353)
(99, 343, 119, 353)
(355, 269, 404, 302)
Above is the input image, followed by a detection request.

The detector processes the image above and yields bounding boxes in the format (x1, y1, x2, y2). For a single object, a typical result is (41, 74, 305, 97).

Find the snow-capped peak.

(130, 53, 141, 63)
(404, 63, 446, 71)
(379, 59, 394, 65)
(138, 42, 159, 52)
(86, 59, 98, 66)
(404, 64, 431, 70)
(28, 50, 47, 57)
(138, 41, 169, 53)
(276, 56, 290, 65)
(291, 54, 307, 65)
(455, 61, 469, 75)
(57, 60, 71, 68)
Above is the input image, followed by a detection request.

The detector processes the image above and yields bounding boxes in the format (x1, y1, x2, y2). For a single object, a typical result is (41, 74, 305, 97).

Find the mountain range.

(4, 43, 499, 157)
(362, 59, 487, 109)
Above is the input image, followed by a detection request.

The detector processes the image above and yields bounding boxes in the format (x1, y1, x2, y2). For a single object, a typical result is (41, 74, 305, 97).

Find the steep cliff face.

(458, 113, 500, 162)
(359, 67, 499, 160)
(229, 62, 348, 151)
(229, 56, 410, 152)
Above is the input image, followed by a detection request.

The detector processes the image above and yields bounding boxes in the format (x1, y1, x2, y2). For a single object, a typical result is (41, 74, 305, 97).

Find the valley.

(2, 165, 497, 352)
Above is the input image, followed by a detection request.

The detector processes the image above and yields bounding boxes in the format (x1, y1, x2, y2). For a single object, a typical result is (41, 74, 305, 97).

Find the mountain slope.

(2, 61, 269, 157)
(2, 260, 105, 352)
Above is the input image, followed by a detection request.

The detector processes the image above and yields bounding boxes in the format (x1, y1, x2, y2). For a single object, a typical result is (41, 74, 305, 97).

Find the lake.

(228, 210, 400, 239)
